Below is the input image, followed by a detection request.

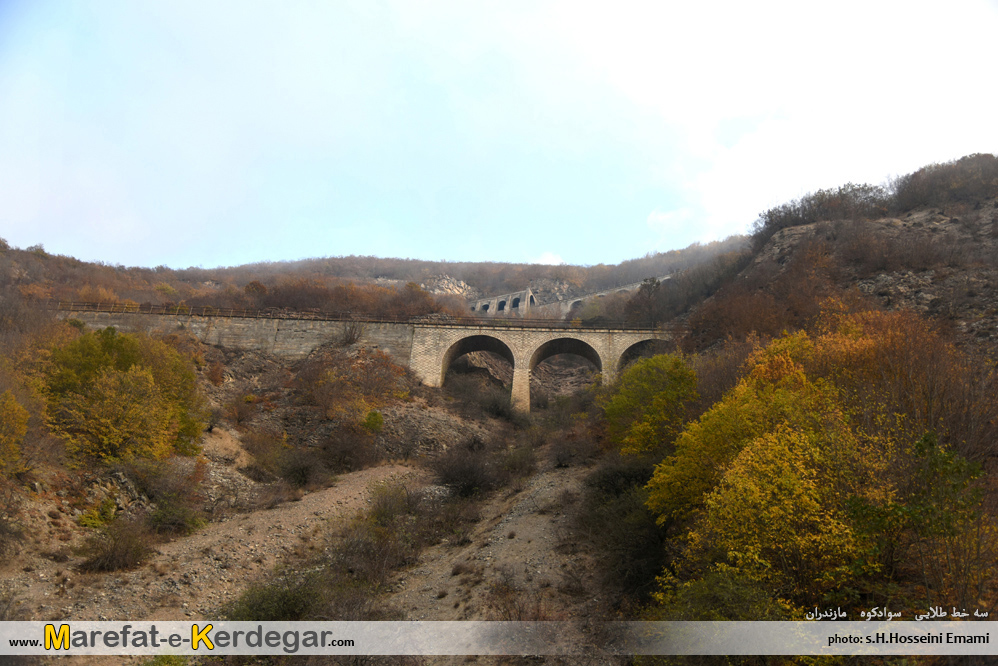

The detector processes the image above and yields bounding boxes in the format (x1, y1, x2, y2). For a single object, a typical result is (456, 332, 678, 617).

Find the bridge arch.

(439, 335, 515, 386)
(529, 337, 602, 373)
(617, 338, 674, 375)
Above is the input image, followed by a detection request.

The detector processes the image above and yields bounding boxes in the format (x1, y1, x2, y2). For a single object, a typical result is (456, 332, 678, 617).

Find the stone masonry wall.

(56, 311, 415, 363)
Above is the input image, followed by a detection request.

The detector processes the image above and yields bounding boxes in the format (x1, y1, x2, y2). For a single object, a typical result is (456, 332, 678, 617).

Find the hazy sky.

(2, 1, 997, 269)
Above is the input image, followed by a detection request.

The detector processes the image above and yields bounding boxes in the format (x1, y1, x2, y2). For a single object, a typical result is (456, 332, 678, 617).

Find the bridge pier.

(511, 363, 531, 413)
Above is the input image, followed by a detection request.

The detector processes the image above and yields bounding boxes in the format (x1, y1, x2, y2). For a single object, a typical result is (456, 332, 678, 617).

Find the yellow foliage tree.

(0, 390, 29, 475)
(686, 425, 882, 605)
(645, 334, 844, 524)
(54, 366, 175, 462)
(44, 327, 205, 462)
(645, 308, 995, 613)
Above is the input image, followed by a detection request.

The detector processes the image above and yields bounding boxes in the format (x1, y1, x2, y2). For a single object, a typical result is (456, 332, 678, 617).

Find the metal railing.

(47, 301, 668, 332)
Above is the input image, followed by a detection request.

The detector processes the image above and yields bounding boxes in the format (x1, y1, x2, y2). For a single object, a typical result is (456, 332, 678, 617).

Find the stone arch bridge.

(409, 323, 670, 410)
(54, 305, 671, 412)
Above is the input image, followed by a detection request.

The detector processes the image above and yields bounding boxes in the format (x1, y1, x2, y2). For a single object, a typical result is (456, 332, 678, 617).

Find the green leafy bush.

(77, 497, 116, 528)
(600, 354, 698, 455)
(362, 410, 383, 433)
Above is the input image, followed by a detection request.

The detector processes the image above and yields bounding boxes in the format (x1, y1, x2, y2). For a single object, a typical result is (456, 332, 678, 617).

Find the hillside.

(2, 153, 998, 665)
(681, 196, 998, 354)
(0, 234, 747, 317)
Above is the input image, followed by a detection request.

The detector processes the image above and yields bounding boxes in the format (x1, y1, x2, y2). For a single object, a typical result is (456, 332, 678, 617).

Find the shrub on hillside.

(148, 495, 206, 535)
(431, 436, 521, 498)
(432, 446, 507, 498)
(278, 448, 332, 489)
(224, 393, 257, 425)
(320, 425, 379, 473)
(550, 432, 598, 468)
(334, 516, 421, 587)
(226, 572, 326, 621)
(239, 430, 284, 480)
(479, 387, 515, 419)
(226, 570, 392, 622)
(79, 518, 151, 571)
(206, 361, 225, 386)
(368, 482, 423, 529)
(294, 348, 411, 424)
(501, 444, 537, 479)
(126, 459, 208, 535)
(362, 410, 383, 433)
(578, 454, 666, 601)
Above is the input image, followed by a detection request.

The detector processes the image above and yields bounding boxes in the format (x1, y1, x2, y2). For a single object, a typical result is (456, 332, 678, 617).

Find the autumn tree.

(600, 355, 698, 455)
(642, 309, 996, 614)
(0, 391, 29, 475)
(244, 280, 268, 297)
(44, 328, 205, 463)
(645, 335, 849, 526)
(55, 367, 176, 461)
(623, 278, 666, 327)
(381, 282, 444, 318)
(294, 348, 409, 424)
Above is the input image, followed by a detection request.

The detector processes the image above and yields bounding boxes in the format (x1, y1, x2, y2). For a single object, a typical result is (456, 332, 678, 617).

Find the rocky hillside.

(679, 196, 998, 357)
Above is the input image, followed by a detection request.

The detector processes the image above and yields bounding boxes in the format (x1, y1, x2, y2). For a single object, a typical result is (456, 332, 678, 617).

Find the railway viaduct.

(55, 306, 671, 412)
(470, 274, 672, 319)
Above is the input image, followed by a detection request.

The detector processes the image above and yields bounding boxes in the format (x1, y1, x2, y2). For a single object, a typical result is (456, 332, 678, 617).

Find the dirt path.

(3, 463, 426, 623)
(386, 453, 618, 664)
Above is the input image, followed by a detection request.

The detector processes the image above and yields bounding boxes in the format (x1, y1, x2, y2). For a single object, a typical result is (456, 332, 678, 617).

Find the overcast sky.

(2, 1, 997, 269)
